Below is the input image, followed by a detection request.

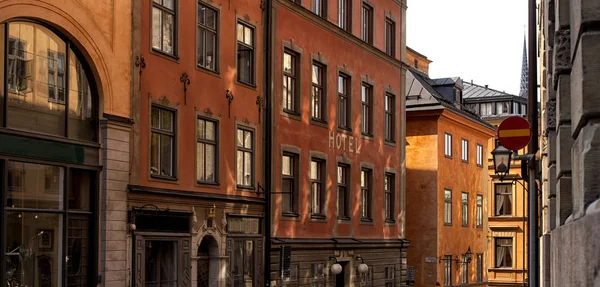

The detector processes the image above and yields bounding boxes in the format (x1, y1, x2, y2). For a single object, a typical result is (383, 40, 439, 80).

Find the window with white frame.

(462, 192, 468, 226)
(495, 184, 512, 216)
(444, 133, 452, 157)
(476, 144, 483, 166)
(461, 139, 468, 162)
(476, 194, 483, 227)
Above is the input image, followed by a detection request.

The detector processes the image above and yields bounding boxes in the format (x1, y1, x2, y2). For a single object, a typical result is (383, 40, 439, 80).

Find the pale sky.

(406, 0, 529, 96)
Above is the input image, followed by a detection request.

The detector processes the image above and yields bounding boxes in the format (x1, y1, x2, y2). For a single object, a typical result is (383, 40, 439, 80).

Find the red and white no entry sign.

(497, 116, 532, 151)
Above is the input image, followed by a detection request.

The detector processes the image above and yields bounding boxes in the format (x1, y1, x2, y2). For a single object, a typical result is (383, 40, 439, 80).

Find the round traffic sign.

(497, 116, 532, 151)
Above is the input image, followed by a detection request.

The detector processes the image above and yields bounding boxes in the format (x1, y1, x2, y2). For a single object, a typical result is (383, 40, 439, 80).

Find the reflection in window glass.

(7, 161, 64, 210)
(5, 212, 64, 287)
(145, 240, 178, 287)
(68, 49, 95, 141)
(6, 22, 66, 136)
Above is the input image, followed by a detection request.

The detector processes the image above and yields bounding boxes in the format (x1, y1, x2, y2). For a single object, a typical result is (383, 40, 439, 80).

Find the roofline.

(407, 46, 432, 62)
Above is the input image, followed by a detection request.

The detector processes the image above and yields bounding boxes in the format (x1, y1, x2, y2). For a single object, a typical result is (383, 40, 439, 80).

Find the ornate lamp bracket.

(180, 72, 191, 105)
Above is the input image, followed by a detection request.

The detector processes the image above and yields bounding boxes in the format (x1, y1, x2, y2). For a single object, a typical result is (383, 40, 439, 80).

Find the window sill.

(281, 110, 302, 121)
(384, 219, 396, 224)
(236, 185, 256, 191)
(476, 225, 483, 228)
(196, 181, 220, 188)
(235, 80, 257, 90)
(444, 155, 453, 159)
(477, 164, 483, 168)
(310, 214, 327, 221)
(282, 212, 300, 218)
(310, 119, 328, 129)
(360, 218, 374, 225)
(444, 223, 452, 226)
(337, 126, 352, 133)
(150, 174, 178, 182)
(384, 140, 396, 147)
(337, 216, 351, 221)
(195, 65, 221, 77)
(150, 48, 179, 63)
(462, 160, 469, 163)
(462, 224, 469, 227)
(361, 133, 374, 141)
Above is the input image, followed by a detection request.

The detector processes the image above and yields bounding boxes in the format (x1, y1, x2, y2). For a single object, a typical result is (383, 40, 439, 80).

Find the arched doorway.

(197, 235, 219, 287)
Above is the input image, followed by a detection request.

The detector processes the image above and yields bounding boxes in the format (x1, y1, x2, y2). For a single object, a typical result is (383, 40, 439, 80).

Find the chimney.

(485, 85, 488, 89)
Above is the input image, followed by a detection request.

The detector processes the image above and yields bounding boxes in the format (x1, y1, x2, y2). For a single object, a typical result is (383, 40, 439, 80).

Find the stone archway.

(197, 235, 219, 287)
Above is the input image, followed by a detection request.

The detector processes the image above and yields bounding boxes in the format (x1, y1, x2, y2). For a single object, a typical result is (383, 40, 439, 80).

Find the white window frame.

(444, 133, 452, 157)
(461, 139, 468, 162)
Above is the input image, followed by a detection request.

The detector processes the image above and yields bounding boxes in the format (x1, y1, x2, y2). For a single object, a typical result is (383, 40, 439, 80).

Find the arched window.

(0, 21, 96, 141)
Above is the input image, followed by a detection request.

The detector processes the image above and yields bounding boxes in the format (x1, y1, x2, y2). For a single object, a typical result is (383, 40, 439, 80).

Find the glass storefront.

(1, 19, 99, 287)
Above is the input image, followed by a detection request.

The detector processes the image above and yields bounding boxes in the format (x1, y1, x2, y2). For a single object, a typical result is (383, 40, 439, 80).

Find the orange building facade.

(405, 56, 495, 286)
(267, 0, 408, 286)
(129, 0, 265, 286)
(0, 0, 133, 286)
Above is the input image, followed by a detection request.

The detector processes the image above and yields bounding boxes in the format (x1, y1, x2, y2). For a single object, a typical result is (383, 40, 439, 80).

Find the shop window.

(311, 263, 325, 287)
(4, 162, 96, 287)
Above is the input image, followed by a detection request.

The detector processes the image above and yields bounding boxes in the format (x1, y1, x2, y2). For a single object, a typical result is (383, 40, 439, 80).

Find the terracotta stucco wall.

(135, 0, 263, 197)
(406, 48, 431, 75)
(0, 0, 132, 118)
(271, 1, 404, 240)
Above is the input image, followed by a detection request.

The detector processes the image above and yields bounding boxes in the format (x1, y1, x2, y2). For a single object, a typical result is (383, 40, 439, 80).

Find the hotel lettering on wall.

(329, 131, 360, 154)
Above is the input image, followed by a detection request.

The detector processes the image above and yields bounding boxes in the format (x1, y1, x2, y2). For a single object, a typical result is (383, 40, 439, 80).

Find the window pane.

(205, 7, 216, 28)
(237, 129, 243, 147)
(151, 133, 160, 174)
(244, 152, 252, 186)
(161, 109, 173, 131)
(197, 143, 205, 181)
(205, 120, 215, 140)
(152, 8, 162, 50)
(283, 53, 292, 73)
(160, 134, 173, 176)
(282, 155, 291, 176)
(197, 28, 205, 67)
(337, 166, 343, 183)
(145, 240, 178, 286)
(162, 12, 174, 54)
(206, 144, 215, 182)
(7, 162, 64, 210)
(310, 161, 318, 179)
(67, 214, 90, 285)
(5, 212, 64, 287)
(237, 151, 243, 185)
(69, 169, 93, 210)
(244, 130, 252, 148)
(68, 48, 95, 141)
(236, 24, 244, 42)
(244, 27, 252, 46)
(206, 31, 216, 70)
(7, 22, 66, 136)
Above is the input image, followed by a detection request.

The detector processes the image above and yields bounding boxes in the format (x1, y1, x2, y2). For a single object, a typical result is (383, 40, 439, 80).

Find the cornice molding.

(274, 0, 403, 68)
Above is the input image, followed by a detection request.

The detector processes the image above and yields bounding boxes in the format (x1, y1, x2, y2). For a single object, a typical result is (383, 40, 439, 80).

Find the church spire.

(519, 33, 528, 98)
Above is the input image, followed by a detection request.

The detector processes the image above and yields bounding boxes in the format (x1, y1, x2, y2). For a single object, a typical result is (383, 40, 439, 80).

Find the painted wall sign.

(425, 257, 437, 263)
(329, 131, 360, 154)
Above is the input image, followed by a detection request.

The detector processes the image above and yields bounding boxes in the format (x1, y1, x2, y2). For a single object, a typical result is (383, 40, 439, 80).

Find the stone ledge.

(571, 120, 600, 219)
(571, 31, 600, 137)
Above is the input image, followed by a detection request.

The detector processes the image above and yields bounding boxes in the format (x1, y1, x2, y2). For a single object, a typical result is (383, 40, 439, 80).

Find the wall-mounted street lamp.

(355, 255, 369, 274)
(491, 144, 512, 180)
(329, 256, 343, 275)
(456, 246, 473, 265)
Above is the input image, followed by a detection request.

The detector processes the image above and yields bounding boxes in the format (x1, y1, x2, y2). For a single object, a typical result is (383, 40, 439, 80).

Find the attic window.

(414, 59, 418, 69)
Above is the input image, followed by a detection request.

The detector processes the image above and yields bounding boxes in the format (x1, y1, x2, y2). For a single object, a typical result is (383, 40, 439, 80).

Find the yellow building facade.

(462, 83, 530, 286)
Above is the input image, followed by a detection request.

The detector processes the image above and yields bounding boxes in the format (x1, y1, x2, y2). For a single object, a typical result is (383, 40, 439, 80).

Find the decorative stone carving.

(553, 29, 571, 89)
(546, 99, 557, 132)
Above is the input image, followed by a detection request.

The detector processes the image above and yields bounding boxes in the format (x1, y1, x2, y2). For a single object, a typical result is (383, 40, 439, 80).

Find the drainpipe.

(264, 0, 273, 285)
(527, 0, 539, 284)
